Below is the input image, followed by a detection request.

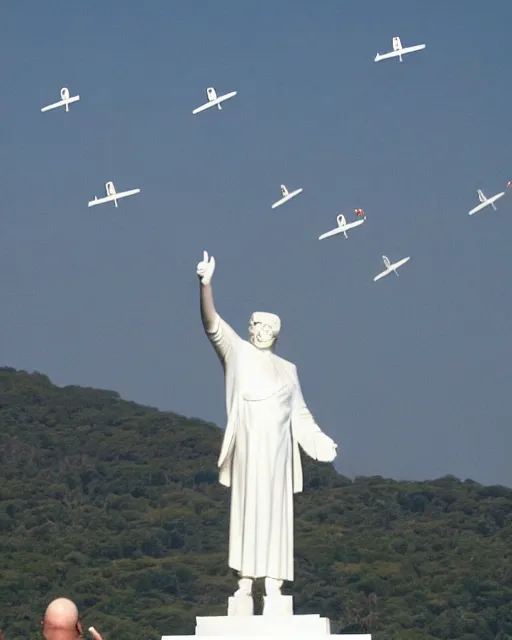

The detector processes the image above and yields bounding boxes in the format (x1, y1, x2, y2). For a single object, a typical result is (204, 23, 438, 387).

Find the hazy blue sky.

(1, 0, 511, 487)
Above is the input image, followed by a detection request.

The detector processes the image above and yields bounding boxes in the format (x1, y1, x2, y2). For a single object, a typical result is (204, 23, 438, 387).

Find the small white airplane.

(41, 87, 80, 113)
(373, 255, 410, 282)
(88, 181, 141, 208)
(374, 36, 426, 63)
(468, 188, 506, 215)
(271, 184, 303, 209)
(192, 87, 237, 114)
(319, 213, 365, 240)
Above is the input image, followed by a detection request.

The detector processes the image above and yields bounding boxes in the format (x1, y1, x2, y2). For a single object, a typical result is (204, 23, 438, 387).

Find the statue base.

(195, 613, 331, 635)
(262, 595, 293, 616)
(161, 611, 371, 638)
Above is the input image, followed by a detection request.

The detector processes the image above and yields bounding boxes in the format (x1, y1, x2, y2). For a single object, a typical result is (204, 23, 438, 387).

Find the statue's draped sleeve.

(291, 365, 337, 462)
(205, 313, 243, 486)
(205, 313, 242, 365)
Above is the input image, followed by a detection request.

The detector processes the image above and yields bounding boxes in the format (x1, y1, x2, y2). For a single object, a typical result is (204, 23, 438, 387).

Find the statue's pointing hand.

(197, 250, 216, 285)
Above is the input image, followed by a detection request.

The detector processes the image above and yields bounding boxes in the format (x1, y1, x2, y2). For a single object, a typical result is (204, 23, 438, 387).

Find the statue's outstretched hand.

(315, 434, 338, 463)
(197, 250, 216, 285)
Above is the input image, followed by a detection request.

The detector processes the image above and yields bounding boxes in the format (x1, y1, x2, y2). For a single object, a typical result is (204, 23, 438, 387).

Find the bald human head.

(42, 598, 82, 640)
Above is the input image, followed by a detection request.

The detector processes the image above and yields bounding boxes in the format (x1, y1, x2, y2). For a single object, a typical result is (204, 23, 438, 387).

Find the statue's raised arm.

(197, 250, 242, 363)
(197, 250, 217, 332)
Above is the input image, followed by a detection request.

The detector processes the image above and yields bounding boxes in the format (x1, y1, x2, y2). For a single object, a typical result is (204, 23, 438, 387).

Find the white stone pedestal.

(262, 595, 293, 616)
(195, 613, 331, 635)
(162, 612, 371, 639)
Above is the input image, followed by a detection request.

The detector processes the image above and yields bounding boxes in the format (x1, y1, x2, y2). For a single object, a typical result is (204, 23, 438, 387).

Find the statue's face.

(248, 312, 281, 350)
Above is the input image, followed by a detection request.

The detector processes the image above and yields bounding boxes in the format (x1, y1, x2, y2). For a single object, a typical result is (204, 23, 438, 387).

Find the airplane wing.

(218, 91, 237, 102)
(88, 189, 140, 207)
(193, 91, 237, 114)
(343, 219, 365, 232)
(115, 188, 141, 199)
(271, 188, 303, 209)
(374, 44, 424, 62)
(88, 195, 114, 207)
(319, 217, 364, 239)
(468, 201, 491, 215)
(41, 100, 66, 112)
(374, 51, 401, 62)
(192, 101, 216, 114)
(271, 197, 291, 209)
(373, 269, 391, 282)
(41, 96, 80, 112)
(393, 257, 410, 269)
(399, 44, 425, 55)
(468, 191, 507, 215)
(318, 227, 342, 240)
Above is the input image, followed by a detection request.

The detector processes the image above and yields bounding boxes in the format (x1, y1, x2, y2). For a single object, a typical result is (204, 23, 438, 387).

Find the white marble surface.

(205, 313, 338, 583)
(162, 613, 371, 638)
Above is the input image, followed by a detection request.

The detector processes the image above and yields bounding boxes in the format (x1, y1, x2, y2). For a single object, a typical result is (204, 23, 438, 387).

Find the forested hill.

(1, 367, 512, 640)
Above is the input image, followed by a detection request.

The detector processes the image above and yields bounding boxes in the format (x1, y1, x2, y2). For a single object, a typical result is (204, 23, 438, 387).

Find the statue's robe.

(206, 314, 335, 582)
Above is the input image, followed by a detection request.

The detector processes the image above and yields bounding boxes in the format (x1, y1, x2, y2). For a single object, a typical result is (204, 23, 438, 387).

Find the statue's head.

(248, 312, 281, 350)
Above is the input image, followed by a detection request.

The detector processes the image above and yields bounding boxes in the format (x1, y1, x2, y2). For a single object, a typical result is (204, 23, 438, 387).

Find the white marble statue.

(196, 251, 338, 613)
